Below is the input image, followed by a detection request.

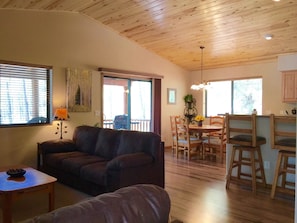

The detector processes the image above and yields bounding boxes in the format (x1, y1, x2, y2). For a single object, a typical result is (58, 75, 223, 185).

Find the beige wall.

(0, 9, 188, 166)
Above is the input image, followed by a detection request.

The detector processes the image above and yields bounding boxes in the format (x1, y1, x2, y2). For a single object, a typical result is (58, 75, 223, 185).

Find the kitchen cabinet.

(282, 70, 297, 102)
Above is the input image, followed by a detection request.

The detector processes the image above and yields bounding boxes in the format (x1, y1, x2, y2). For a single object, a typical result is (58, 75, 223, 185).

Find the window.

(0, 61, 52, 126)
(206, 78, 262, 116)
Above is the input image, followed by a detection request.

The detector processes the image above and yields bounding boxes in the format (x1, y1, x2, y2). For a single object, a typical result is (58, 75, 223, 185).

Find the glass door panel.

(130, 80, 151, 131)
(103, 77, 152, 132)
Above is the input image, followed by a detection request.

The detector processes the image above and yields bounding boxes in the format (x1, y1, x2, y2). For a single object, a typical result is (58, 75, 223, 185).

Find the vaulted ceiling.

(1, 0, 297, 71)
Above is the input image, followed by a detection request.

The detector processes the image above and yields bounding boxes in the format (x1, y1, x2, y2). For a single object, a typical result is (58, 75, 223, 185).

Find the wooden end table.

(0, 166, 57, 223)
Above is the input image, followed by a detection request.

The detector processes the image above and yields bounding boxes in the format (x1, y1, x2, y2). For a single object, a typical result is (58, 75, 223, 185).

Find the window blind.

(0, 62, 52, 126)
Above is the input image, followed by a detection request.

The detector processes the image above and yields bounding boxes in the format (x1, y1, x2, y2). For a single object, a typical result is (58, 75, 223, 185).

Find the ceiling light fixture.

(265, 34, 273, 40)
(190, 46, 210, 90)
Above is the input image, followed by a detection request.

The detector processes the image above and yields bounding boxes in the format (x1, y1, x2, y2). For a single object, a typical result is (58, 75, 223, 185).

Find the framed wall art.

(167, 88, 176, 104)
(66, 68, 92, 112)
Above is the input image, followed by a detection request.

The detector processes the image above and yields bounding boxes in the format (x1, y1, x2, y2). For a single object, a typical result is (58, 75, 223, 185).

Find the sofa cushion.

(107, 152, 153, 170)
(94, 128, 121, 160)
(73, 126, 101, 154)
(45, 151, 88, 168)
(80, 162, 108, 185)
(61, 155, 107, 176)
(117, 131, 160, 156)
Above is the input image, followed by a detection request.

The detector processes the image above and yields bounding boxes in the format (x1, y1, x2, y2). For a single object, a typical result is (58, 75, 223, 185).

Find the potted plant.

(183, 94, 193, 103)
(183, 94, 197, 123)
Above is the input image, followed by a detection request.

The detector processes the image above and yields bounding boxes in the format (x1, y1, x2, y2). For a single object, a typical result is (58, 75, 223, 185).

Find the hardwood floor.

(164, 149, 295, 223)
(1, 150, 294, 222)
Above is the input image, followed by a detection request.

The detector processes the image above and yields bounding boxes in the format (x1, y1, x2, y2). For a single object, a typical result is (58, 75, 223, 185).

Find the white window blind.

(0, 62, 52, 126)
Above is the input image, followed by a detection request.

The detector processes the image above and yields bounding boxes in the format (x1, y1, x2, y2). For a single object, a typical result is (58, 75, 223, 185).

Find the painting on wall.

(167, 88, 176, 104)
(66, 68, 92, 112)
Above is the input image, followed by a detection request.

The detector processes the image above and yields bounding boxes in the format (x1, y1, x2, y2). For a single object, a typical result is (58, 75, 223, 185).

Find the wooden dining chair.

(175, 116, 203, 160)
(203, 116, 226, 163)
(270, 114, 296, 199)
(225, 114, 266, 194)
(170, 115, 186, 158)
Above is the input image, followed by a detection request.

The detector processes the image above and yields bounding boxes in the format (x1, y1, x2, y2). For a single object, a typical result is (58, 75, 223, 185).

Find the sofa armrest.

(106, 152, 153, 170)
(38, 139, 77, 154)
(37, 139, 77, 169)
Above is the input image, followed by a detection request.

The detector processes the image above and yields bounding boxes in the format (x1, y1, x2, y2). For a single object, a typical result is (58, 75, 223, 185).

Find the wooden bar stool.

(225, 114, 267, 194)
(271, 150, 295, 198)
(270, 114, 296, 199)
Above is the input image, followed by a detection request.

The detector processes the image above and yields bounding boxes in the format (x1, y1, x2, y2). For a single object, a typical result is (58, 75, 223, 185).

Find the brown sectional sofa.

(37, 125, 164, 195)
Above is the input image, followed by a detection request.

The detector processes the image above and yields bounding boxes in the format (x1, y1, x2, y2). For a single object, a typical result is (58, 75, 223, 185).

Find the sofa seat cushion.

(80, 162, 108, 185)
(61, 155, 107, 177)
(107, 153, 153, 170)
(45, 151, 89, 168)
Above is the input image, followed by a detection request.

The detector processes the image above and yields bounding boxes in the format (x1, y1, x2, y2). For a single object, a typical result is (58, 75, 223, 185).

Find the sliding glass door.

(103, 77, 152, 132)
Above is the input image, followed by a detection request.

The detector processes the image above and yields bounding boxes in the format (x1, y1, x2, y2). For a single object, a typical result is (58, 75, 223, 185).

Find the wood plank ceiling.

(1, 0, 297, 71)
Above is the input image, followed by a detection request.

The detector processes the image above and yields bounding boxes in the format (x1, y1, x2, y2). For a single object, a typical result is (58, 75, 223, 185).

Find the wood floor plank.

(164, 150, 294, 223)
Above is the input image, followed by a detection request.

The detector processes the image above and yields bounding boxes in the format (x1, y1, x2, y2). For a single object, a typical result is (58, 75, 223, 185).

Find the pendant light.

(190, 46, 210, 90)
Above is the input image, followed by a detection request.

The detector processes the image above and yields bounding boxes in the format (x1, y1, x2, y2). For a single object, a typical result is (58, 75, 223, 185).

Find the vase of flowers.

(194, 115, 205, 126)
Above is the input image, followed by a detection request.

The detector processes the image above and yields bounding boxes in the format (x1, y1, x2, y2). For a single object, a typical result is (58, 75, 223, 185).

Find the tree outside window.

(0, 62, 52, 126)
(206, 78, 262, 116)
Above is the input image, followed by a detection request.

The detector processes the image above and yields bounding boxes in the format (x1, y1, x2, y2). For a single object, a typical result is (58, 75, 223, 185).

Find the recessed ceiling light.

(264, 34, 273, 40)
(273, 0, 280, 2)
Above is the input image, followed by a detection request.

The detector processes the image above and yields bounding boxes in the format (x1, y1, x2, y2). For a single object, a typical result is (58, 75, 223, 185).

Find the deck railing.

(103, 119, 151, 132)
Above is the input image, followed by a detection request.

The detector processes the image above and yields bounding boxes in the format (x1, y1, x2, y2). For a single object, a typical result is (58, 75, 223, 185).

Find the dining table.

(189, 124, 222, 135)
(188, 124, 223, 141)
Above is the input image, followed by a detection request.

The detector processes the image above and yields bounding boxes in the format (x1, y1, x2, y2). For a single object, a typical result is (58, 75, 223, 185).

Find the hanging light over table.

(190, 46, 210, 90)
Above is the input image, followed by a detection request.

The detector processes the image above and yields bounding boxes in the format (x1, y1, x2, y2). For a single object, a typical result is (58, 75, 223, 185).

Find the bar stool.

(225, 114, 267, 194)
(270, 114, 296, 199)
